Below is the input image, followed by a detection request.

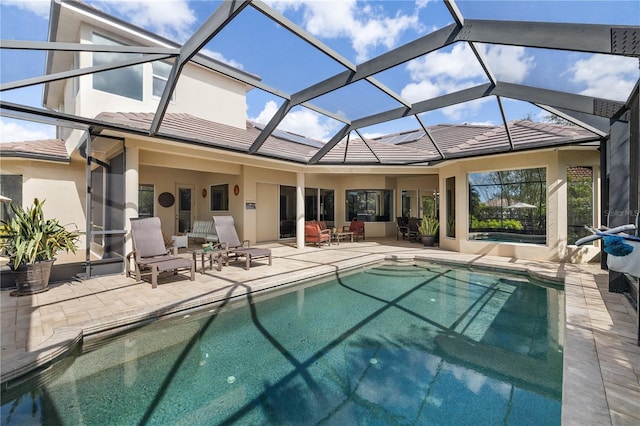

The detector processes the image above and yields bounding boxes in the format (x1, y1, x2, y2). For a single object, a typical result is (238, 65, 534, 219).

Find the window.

(279, 185, 296, 238)
(422, 191, 438, 218)
(0, 175, 22, 223)
(345, 189, 393, 222)
(305, 188, 335, 226)
(446, 177, 456, 238)
(92, 33, 143, 101)
(152, 61, 174, 101)
(401, 190, 413, 217)
(138, 184, 154, 218)
(468, 168, 547, 244)
(210, 184, 229, 211)
(567, 166, 594, 244)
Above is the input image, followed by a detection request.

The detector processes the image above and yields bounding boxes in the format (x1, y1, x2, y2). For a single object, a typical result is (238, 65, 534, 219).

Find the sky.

(1, 0, 639, 143)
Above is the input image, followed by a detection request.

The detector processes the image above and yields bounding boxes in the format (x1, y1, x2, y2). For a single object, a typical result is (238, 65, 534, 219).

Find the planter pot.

(10, 259, 55, 296)
(421, 235, 437, 247)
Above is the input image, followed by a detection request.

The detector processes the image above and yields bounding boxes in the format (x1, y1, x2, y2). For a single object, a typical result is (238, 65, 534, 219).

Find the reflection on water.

(1, 263, 563, 425)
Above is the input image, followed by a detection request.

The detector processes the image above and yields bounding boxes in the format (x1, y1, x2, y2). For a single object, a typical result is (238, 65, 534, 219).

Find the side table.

(189, 248, 228, 274)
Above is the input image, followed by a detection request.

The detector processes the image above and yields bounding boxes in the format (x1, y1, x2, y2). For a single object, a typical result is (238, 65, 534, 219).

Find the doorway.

(176, 184, 194, 233)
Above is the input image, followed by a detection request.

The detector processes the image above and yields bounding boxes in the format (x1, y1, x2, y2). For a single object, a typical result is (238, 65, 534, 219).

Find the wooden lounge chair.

(343, 219, 365, 241)
(305, 222, 331, 246)
(127, 217, 195, 288)
(213, 216, 272, 270)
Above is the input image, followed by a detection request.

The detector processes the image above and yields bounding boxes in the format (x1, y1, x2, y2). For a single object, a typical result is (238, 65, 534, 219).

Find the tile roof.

(0, 139, 69, 162)
(94, 112, 430, 165)
(2, 114, 601, 166)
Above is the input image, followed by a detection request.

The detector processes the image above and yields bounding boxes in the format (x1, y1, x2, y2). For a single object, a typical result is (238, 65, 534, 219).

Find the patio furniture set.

(127, 216, 272, 288)
(304, 219, 365, 247)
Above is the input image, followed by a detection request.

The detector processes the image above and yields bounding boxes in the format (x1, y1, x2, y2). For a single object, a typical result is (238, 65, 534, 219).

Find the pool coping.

(1, 250, 636, 424)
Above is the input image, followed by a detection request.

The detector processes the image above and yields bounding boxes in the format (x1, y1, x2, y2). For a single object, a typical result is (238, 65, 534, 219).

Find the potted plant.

(418, 215, 439, 247)
(0, 198, 80, 295)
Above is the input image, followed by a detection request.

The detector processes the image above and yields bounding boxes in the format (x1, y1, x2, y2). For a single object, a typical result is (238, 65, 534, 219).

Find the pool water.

(1, 262, 563, 425)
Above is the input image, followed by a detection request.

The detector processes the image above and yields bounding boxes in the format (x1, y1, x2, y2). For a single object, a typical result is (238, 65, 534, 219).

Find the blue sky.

(1, 0, 639, 143)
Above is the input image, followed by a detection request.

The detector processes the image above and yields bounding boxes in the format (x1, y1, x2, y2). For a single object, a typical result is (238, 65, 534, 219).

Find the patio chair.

(213, 216, 272, 270)
(407, 217, 421, 242)
(127, 217, 195, 288)
(396, 217, 409, 240)
(343, 219, 365, 241)
(305, 222, 331, 247)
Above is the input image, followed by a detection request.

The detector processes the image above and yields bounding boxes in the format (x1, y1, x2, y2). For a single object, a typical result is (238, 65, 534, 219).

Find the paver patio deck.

(1, 239, 638, 424)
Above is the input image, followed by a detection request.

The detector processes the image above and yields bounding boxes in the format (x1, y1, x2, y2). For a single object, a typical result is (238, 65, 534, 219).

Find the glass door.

(176, 185, 194, 233)
(279, 185, 296, 238)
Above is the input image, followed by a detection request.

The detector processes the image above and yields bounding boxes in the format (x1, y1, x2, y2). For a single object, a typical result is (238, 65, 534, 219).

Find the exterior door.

(176, 184, 194, 233)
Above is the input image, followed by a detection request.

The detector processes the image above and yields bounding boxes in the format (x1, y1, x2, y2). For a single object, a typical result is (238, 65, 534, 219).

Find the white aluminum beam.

(1, 53, 172, 92)
(1, 40, 178, 55)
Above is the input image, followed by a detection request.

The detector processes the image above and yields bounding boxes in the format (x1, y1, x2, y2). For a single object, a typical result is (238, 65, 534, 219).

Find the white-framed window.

(345, 189, 393, 222)
(210, 184, 229, 211)
(468, 167, 547, 244)
(152, 61, 175, 101)
(138, 184, 155, 218)
(92, 32, 143, 101)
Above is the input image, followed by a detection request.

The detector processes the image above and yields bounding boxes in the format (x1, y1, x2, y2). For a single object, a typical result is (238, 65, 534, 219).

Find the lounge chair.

(127, 217, 195, 288)
(213, 216, 272, 270)
(305, 222, 331, 246)
(343, 219, 365, 241)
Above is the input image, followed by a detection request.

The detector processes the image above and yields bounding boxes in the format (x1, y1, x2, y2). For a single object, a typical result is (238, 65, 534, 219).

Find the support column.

(296, 172, 305, 249)
(125, 146, 139, 260)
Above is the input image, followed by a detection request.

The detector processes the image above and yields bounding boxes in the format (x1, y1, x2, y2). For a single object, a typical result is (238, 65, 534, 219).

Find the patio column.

(296, 172, 305, 249)
(124, 146, 139, 260)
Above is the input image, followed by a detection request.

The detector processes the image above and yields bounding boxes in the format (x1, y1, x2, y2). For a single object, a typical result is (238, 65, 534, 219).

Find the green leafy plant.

(0, 198, 80, 269)
(418, 215, 439, 236)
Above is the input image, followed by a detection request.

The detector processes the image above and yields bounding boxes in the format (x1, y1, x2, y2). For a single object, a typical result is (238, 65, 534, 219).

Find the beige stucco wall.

(71, 25, 247, 143)
(0, 158, 87, 264)
(436, 148, 600, 262)
(2, 142, 602, 264)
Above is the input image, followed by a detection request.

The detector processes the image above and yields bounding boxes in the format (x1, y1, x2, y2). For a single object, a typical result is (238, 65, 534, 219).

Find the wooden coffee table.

(332, 231, 355, 244)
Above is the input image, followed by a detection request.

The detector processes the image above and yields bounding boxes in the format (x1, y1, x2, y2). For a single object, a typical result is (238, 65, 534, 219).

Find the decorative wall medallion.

(233, 185, 240, 196)
(158, 192, 175, 208)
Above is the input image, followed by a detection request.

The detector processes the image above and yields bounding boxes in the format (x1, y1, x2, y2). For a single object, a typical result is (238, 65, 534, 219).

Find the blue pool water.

(1, 262, 563, 425)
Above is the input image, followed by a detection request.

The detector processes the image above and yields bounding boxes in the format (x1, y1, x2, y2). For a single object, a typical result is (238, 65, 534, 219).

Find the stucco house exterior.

(2, 0, 636, 281)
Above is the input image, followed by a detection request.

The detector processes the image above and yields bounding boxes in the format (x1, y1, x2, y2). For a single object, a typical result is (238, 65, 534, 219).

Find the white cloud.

(406, 43, 484, 82)
(91, 2, 244, 70)
(2, 0, 50, 19)
(0, 119, 55, 143)
(402, 43, 534, 120)
(441, 97, 492, 121)
(249, 101, 338, 141)
(477, 44, 534, 83)
(93, 0, 196, 41)
(200, 49, 244, 70)
(267, 0, 423, 63)
(568, 54, 639, 101)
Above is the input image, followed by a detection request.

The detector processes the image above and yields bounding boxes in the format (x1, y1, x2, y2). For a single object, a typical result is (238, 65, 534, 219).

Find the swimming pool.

(1, 262, 563, 425)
